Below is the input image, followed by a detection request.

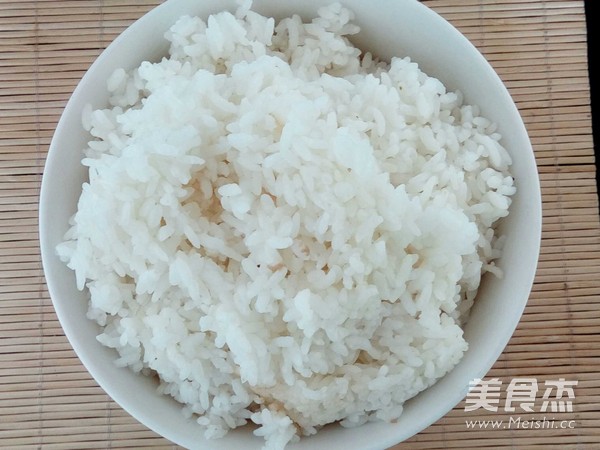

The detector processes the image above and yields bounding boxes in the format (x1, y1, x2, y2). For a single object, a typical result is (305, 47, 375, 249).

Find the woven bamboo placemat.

(1, 0, 598, 448)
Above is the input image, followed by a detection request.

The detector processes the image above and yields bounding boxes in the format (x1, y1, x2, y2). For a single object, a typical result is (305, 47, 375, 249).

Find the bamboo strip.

(542, 217, 600, 228)
(508, 334, 600, 346)
(0, 343, 79, 353)
(0, 5, 154, 17)
(0, 292, 52, 303)
(0, 358, 83, 371)
(429, 1, 584, 13)
(511, 325, 600, 337)
(404, 438, 600, 449)
(0, 436, 170, 450)
(527, 299, 600, 310)
(0, 431, 171, 445)
(538, 168, 597, 177)
(2, 420, 161, 434)
(532, 279, 600, 291)
(0, 239, 41, 250)
(0, 307, 56, 319)
(0, 402, 123, 415)
(537, 253, 600, 264)
(0, 329, 66, 340)
(42, 442, 172, 450)
(530, 284, 600, 295)
(536, 258, 600, 269)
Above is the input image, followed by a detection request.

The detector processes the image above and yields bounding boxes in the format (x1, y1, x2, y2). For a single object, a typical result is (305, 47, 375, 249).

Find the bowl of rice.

(39, 0, 541, 449)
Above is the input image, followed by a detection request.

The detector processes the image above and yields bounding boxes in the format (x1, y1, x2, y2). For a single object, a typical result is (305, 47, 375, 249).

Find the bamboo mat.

(0, 0, 598, 448)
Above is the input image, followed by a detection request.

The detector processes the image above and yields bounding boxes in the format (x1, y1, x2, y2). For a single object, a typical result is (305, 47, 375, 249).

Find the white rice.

(58, 3, 515, 449)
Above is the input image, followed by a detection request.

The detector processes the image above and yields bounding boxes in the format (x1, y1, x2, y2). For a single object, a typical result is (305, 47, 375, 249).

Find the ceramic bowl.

(39, 1, 541, 448)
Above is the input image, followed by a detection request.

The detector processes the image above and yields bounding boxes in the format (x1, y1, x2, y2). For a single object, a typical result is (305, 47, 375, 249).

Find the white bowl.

(39, 0, 542, 448)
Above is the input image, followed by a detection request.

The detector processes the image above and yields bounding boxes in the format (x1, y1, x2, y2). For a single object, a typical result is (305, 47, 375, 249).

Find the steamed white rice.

(58, 3, 515, 449)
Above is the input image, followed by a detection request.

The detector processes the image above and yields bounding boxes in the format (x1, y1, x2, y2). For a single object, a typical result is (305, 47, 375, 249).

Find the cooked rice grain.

(58, 3, 515, 449)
